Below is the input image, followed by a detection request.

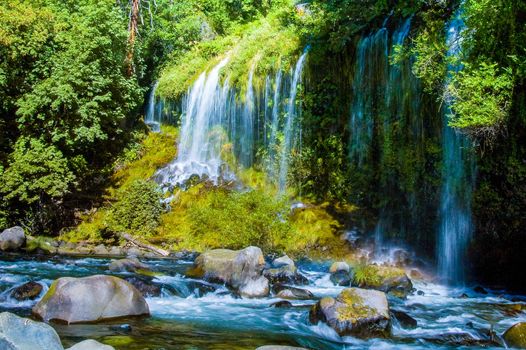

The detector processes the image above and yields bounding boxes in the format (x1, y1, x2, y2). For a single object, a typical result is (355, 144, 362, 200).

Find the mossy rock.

(353, 265, 413, 298)
(309, 287, 391, 338)
(503, 322, 526, 349)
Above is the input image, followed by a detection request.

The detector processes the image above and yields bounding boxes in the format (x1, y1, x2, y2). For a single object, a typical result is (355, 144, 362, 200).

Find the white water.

(145, 82, 161, 132)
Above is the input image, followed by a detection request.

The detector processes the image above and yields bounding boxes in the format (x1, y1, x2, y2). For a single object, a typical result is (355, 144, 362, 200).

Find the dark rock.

(391, 309, 417, 329)
(330, 270, 352, 287)
(32, 275, 149, 323)
(459, 293, 469, 298)
(124, 277, 161, 297)
(423, 332, 499, 347)
(309, 287, 391, 338)
(473, 286, 488, 294)
(109, 324, 132, 333)
(0, 226, 26, 251)
(417, 290, 425, 296)
(270, 301, 293, 308)
(11, 281, 43, 301)
(263, 255, 308, 285)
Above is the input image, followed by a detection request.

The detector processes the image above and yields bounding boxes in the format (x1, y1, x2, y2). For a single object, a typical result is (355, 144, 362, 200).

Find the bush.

(109, 180, 164, 236)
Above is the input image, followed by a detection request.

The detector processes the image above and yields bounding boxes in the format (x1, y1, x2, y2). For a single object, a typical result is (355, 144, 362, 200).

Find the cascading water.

(349, 18, 427, 254)
(155, 52, 308, 191)
(145, 82, 161, 132)
(278, 50, 308, 192)
(437, 6, 475, 284)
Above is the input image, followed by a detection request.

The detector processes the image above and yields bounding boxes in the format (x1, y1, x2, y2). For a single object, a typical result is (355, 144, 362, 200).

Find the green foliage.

(0, 138, 76, 204)
(447, 62, 514, 139)
(109, 180, 164, 236)
(353, 264, 382, 286)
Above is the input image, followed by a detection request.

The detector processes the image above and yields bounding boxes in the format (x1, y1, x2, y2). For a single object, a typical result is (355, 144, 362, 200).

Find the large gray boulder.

(0, 226, 26, 251)
(32, 275, 149, 323)
(191, 247, 269, 297)
(67, 340, 115, 350)
(0, 312, 63, 350)
(309, 287, 391, 338)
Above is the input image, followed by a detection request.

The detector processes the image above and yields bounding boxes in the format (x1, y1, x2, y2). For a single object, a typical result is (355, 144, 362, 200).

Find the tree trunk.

(126, 0, 140, 76)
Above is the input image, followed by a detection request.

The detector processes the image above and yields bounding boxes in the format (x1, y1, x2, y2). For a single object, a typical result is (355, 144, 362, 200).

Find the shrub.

(109, 180, 164, 236)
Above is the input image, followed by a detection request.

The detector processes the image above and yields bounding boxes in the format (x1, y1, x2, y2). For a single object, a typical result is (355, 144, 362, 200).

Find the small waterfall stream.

(145, 82, 161, 132)
(437, 6, 476, 284)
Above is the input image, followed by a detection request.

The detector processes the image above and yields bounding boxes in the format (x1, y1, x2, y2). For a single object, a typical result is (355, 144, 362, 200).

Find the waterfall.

(155, 58, 233, 188)
(437, 7, 475, 284)
(145, 82, 161, 132)
(278, 50, 308, 192)
(349, 18, 423, 254)
(155, 52, 308, 191)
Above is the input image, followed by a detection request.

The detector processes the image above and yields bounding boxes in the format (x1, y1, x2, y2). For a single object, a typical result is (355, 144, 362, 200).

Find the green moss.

(336, 289, 375, 322)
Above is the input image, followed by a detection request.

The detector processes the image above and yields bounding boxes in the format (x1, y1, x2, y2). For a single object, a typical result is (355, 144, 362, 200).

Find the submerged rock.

(190, 247, 269, 298)
(270, 300, 293, 308)
(33, 275, 149, 323)
(11, 281, 43, 301)
(309, 287, 391, 338)
(124, 277, 161, 297)
(0, 312, 63, 350)
(473, 286, 488, 294)
(256, 346, 309, 350)
(391, 309, 417, 329)
(353, 265, 412, 298)
(67, 340, 115, 350)
(0, 226, 26, 251)
(109, 258, 153, 275)
(503, 322, 526, 349)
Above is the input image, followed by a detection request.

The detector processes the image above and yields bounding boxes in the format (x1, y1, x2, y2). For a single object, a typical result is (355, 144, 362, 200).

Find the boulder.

(309, 287, 391, 338)
(329, 261, 350, 274)
(272, 284, 314, 300)
(0, 226, 26, 251)
(0, 312, 63, 350)
(263, 256, 308, 285)
(109, 246, 123, 256)
(353, 265, 412, 298)
(32, 275, 149, 323)
(503, 322, 526, 349)
(270, 301, 293, 308)
(109, 258, 153, 275)
(190, 247, 269, 298)
(11, 281, 43, 301)
(67, 340, 115, 350)
(126, 247, 143, 258)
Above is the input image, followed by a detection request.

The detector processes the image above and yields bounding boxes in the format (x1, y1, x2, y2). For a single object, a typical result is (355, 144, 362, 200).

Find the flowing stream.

(1, 255, 524, 349)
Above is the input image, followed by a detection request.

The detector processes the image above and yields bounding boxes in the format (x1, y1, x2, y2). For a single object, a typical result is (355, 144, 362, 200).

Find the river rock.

(256, 347, 309, 350)
(309, 287, 391, 338)
(32, 275, 149, 323)
(93, 245, 110, 255)
(109, 258, 152, 275)
(353, 265, 412, 298)
(0, 226, 26, 251)
(503, 322, 526, 349)
(0, 312, 63, 350)
(263, 255, 308, 285)
(270, 300, 293, 308)
(272, 284, 314, 300)
(124, 277, 161, 297)
(329, 262, 352, 286)
(329, 261, 350, 273)
(391, 309, 417, 329)
(191, 247, 269, 298)
(67, 340, 115, 350)
(11, 281, 43, 301)
(109, 246, 123, 256)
